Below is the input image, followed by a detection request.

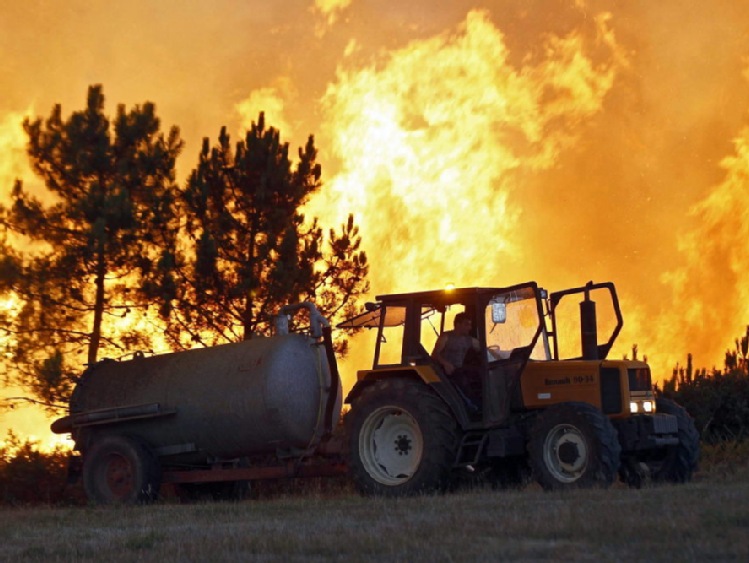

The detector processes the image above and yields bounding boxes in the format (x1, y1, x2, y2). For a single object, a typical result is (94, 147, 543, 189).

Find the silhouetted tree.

(0, 85, 183, 408)
(159, 113, 368, 351)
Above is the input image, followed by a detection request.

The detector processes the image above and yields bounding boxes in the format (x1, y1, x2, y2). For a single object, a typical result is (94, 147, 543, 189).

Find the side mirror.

(491, 302, 506, 324)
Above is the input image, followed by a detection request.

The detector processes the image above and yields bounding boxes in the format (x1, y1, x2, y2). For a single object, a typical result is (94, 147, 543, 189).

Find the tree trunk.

(242, 298, 254, 341)
(242, 221, 257, 341)
(88, 252, 106, 365)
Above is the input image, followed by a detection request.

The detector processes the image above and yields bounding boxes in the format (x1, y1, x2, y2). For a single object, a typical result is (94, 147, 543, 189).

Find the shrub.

(0, 432, 84, 505)
(661, 327, 749, 443)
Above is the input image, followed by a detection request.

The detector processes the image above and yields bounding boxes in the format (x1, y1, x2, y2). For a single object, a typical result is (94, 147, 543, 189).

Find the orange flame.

(304, 10, 625, 386)
(648, 124, 749, 373)
(309, 11, 622, 293)
(3, 3, 749, 442)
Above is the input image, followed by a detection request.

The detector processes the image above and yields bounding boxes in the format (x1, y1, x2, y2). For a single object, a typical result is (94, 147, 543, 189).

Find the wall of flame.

(2, 0, 749, 446)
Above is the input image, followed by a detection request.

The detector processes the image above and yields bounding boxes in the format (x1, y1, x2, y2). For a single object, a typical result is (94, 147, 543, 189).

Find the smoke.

(235, 86, 294, 140)
(3, 1, 749, 441)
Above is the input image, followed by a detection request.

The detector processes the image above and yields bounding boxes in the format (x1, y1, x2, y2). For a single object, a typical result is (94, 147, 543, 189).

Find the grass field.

(1, 464, 749, 563)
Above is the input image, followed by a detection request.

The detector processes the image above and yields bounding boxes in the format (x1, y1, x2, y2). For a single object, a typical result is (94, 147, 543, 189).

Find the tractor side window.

(485, 298, 548, 360)
(426, 306, 468, 349)
(419, 307, 441, 359)
(377, 305, 407, 366)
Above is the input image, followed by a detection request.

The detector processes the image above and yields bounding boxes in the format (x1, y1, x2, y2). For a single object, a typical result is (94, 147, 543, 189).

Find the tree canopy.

(159, 114, 368, 351)
(1, 88, 368, 410)
(0, 85, 183, 407)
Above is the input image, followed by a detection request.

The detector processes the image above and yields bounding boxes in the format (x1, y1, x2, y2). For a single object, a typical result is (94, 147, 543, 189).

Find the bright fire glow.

(0, 110, 33, 195)
(3, 1, 749, 443)
(306, 9, 624, 384)
(309, 10, 621, 294)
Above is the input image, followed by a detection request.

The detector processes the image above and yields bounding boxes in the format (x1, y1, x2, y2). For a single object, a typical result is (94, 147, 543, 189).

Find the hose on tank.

(275, 301, 330, 338)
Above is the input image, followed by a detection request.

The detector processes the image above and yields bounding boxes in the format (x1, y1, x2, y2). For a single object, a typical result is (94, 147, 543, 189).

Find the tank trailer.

(52, 281, 699, 503)
(52, 302, 345, 504)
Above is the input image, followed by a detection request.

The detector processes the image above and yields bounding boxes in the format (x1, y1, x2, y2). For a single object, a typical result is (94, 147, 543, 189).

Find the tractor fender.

(345, 368, 472, 428)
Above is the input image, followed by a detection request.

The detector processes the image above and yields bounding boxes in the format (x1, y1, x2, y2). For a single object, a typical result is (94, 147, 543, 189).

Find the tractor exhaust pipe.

(580, 282, 598, 360)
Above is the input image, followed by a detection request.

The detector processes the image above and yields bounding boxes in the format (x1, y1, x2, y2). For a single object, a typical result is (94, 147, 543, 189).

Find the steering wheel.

(487, 345, 502, 360)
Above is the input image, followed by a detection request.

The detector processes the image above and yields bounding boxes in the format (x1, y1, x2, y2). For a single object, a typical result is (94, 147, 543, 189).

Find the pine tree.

(0, 85, 183, 407)
(161, 113, 368, 350)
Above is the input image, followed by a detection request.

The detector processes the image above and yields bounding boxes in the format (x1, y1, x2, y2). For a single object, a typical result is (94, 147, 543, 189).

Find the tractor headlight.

(629, 400, 654, 414)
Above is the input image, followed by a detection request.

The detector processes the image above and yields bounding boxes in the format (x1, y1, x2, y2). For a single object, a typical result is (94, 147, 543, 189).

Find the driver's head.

(454, 312, 472, 334)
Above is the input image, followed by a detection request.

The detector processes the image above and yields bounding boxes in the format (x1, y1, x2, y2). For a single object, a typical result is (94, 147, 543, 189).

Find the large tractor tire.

(648, 398, 700, 483)
(346, 378, 459, 496)
(528, 402, 621, 491)
(82, 434, 161, 505)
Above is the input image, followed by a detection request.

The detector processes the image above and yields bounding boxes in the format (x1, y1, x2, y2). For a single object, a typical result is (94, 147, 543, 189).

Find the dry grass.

(1, 469, 748, 562)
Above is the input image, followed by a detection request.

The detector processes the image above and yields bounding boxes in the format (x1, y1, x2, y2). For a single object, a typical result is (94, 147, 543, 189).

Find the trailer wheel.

(528, 402, 621, 491)
(83, 435, 161, 505)
(648, 398, 700, 483)
(346, 378, 458, 496)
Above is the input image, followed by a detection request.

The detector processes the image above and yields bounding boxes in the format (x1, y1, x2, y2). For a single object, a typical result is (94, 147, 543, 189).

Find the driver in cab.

(431, 312, 479, 375)
(432, 312, 484, 409)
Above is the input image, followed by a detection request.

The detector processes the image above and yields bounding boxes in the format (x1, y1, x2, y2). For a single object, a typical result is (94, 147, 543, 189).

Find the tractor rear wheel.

(82, 434, 161, 505)
(528, 402, 621, 491)
(346, 378, 459, 496)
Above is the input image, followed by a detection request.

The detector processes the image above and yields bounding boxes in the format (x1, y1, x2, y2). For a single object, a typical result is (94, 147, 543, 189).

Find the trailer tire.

(83, 434, 161, 505)
(346, 378, 459, 496)
(649, 398, 700, 483)
(528, 402, 621, 491)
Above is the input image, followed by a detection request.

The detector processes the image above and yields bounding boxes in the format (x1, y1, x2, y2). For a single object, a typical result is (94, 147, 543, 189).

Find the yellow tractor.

(341, 281, 699, 495)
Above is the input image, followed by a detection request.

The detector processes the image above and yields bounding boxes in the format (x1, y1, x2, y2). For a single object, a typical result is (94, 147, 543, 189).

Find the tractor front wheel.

(528, 402, 621, 491)
(648, 398, 700, 483)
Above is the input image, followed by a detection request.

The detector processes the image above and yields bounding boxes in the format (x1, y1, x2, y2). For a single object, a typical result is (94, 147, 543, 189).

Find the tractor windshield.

(484, 289, 550, 361)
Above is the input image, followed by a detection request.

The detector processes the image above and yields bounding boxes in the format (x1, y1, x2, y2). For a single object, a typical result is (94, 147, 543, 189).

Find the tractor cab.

(341, 283, 548, 426)
(341, 281, 628, 428)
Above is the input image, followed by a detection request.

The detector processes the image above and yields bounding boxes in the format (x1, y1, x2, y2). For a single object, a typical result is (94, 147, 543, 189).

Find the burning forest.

(2, 0, 749, 446)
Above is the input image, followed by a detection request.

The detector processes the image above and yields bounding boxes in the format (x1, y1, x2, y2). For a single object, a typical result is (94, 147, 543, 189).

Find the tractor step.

(454, 432, 488, 467)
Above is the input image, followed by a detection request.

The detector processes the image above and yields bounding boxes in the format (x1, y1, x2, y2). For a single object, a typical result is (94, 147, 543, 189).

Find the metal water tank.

(65, 332, 340, 462)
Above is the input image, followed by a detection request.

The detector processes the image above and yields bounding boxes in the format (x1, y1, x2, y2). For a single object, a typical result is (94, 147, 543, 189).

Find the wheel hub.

(558, 441, 580, 465)
(104, 453, 135, 499)
(394, 434, 412, 456)
(543, 424, 589, 483)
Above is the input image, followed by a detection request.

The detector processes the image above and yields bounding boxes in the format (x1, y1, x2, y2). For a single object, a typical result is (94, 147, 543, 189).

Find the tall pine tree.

(161, 113, 368, 350)
(0, 85, 183, 407)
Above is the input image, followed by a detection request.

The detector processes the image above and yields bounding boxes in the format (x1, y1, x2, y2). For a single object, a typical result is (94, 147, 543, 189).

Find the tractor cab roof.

(375, 282, 541, 304)
(338, 282, 543, 329)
